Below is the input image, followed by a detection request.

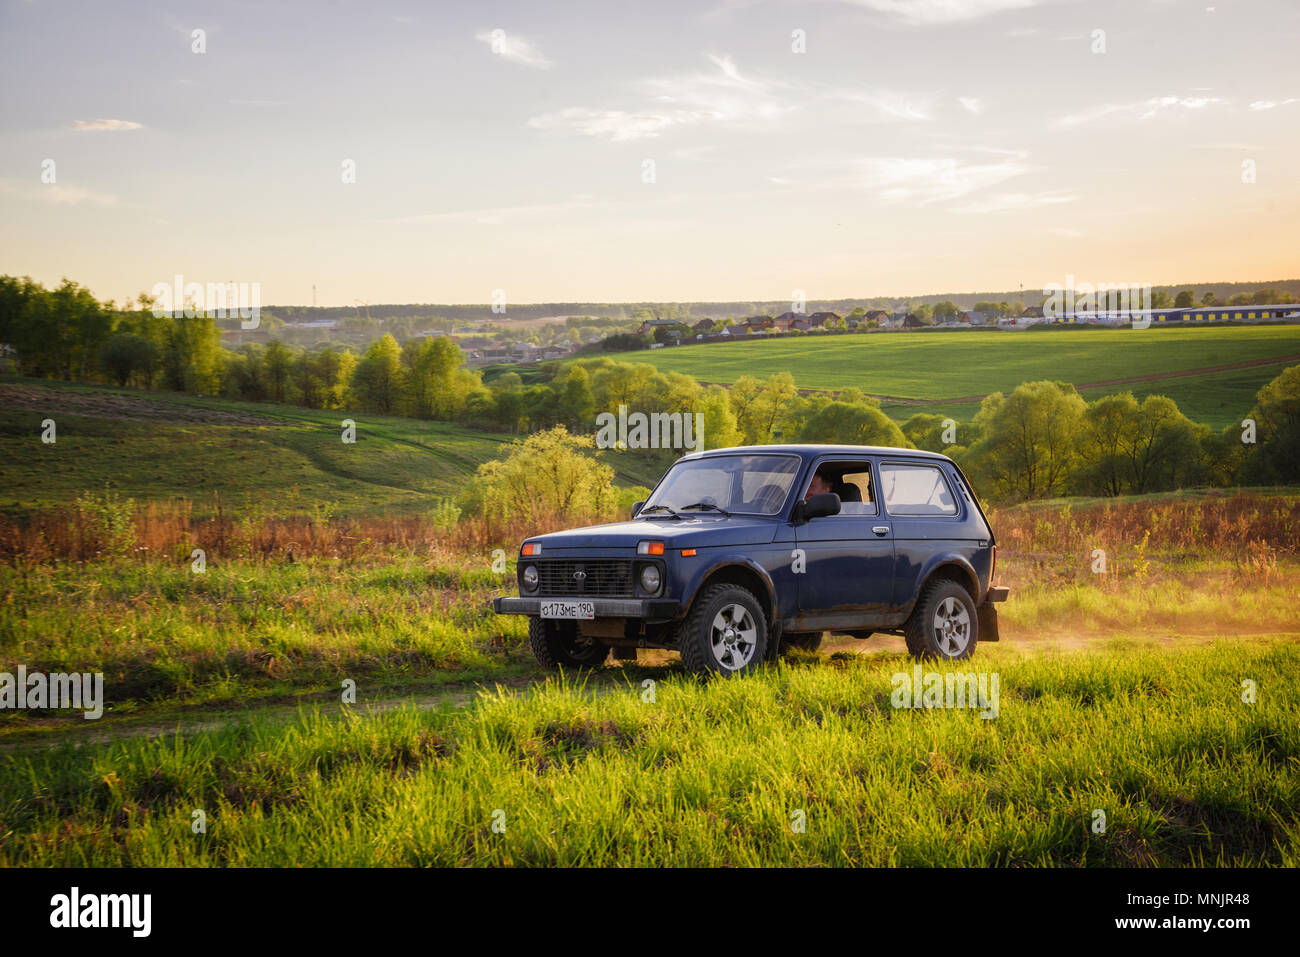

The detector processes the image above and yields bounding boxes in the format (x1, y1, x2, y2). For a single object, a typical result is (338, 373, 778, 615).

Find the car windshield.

(643, 454, 800, 516)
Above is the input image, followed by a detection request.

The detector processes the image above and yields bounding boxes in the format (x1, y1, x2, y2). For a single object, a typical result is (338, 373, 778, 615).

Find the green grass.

(0, 377, 665, 514)
(636, 326, 1300, 429)
(1, 641, 1296, 865)
(0, 557, 531, 731)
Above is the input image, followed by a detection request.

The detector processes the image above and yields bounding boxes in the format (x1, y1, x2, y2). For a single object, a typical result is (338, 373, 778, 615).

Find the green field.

(636, 325, 1300, 428)
(2, 640, 1296, 866)
(0, 378, 665, 516)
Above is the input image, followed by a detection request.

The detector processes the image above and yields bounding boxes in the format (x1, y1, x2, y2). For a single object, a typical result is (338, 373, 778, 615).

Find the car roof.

(678, 444, 954, 463)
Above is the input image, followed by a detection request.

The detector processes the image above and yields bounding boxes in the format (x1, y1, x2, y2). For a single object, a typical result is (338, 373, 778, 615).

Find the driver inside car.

(804, 469, 833, 501)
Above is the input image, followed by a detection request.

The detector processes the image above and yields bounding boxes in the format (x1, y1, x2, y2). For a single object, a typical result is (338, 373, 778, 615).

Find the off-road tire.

(678, 583, 769, 677)
(528, 617, 609, 670)
(780, 631, 824, 655)
(904, 578, 978, 661)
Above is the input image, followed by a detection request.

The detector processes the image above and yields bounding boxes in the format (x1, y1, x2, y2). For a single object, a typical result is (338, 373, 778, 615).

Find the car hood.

(532, 515, 780, 550)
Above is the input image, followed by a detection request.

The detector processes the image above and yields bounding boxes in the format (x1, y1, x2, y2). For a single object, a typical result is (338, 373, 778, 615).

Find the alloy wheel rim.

(710, 603, 757, 670)
(932, 596, 971, 656)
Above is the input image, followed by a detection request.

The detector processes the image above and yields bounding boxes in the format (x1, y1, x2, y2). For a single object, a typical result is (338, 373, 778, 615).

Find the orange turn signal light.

(637, 541, 665, 556)
(521, 542, 540, 556)
(681, 548, 696, 557)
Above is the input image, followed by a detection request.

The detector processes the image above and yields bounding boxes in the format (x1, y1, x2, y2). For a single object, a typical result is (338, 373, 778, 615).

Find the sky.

(1, 0, 1298, 307)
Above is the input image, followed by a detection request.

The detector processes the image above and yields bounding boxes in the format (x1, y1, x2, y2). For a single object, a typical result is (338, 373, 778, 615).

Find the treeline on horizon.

(1, 274, 1297, 503)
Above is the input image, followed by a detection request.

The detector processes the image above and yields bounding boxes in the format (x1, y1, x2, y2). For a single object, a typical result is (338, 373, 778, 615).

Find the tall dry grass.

(0, 496, 611, 565)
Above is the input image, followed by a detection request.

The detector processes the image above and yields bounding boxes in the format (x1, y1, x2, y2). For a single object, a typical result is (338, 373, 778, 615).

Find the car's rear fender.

(899, 553, 983, 619)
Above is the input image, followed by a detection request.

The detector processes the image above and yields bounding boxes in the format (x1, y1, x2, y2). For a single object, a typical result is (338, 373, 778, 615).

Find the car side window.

(800, 461, 878, 516)
(880, 463, 958, 516)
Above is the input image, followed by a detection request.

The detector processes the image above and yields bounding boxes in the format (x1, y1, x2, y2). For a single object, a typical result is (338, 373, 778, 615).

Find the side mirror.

(631, 500, 645, 519)
(793, 493, 841, 523)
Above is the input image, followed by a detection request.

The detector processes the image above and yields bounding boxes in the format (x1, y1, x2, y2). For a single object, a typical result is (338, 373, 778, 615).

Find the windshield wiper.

(637, 504, 682, 519)
(680, 502, 731, 517)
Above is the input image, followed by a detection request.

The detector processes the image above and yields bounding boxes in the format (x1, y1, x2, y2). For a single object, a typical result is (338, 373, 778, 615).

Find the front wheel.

(904, 579, 978, 661)
(528, 617, 609, 670)
(678, 584, 769, 676)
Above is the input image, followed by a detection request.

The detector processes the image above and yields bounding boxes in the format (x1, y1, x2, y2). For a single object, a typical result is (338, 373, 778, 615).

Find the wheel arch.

(688, 559, 777, 624)
(908, 555, 981, 615)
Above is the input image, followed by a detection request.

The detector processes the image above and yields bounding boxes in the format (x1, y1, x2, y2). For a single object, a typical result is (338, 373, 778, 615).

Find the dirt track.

(7, 631, 1295, 752)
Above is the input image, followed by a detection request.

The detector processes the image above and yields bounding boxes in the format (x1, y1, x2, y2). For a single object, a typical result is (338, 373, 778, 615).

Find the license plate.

(540, 600, 595, 620)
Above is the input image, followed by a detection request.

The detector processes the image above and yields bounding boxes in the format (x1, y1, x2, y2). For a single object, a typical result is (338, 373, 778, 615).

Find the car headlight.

(522, 565, 539, 592)
(640, 564, 661, 595)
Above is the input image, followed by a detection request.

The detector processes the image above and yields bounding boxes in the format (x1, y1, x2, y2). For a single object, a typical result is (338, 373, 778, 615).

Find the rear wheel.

(678, 584, 768, 677)
(904, 579, 978, 661)
(528, 617, 609, 670)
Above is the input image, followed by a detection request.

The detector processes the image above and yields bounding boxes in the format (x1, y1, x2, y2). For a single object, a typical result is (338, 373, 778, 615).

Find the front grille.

(532, 560, 635, 597)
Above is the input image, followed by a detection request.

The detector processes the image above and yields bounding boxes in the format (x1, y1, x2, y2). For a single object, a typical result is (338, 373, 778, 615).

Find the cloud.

(1052, 95, 1226, 128)
(0, 178, 119, 206)
(528, 55, 933, 141)
(837, 0, 1046, 26)
(1248, 98, 1298, 111)
(844, 153, 1032, 205)
(958, 96, 983, 114)
(475, 29, 552, 69)
(384, 197, 617, 226)
(527, 107, 702, 141)
(952, 190, 1077, 213)
(70, 118, 142, 132)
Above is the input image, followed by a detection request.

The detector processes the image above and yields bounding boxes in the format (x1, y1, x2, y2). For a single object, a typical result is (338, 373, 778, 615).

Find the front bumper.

(493, 596, 680, 622)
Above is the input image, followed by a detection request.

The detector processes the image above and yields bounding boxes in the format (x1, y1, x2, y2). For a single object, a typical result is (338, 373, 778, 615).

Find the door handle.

(872, 526, 890, 536)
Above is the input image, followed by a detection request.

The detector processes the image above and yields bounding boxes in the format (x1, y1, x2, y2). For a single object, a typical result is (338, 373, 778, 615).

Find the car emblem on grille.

(573, 567, 587, 582)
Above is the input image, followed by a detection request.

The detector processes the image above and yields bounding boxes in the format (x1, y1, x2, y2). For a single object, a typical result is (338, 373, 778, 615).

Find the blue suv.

(492, 445, 1009, 676)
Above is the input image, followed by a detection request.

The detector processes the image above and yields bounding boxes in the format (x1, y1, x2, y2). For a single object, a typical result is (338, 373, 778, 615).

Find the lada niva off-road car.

(492, 445, 1009, 676)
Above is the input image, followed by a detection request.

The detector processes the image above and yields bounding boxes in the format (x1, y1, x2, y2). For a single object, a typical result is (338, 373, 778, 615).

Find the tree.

(1174, 289, 1195, 308)
(1123, 396, 1206, 493)
(1201, 291, 1218, 306)
(901, 412, 954, 453)
(730, 372, 797, 444)
(349, 334, 404, 413)
(796, 401, 909, 447)
(964, 381, 1086, 500)
(933, 300, 959, 320)
(262, 339, 292, 403)
(161, 314, 222, 393)
(98, 333, 159, 388)
(698, 385, 741, 449)
(1241, 365, 1300, 484)
(1077, 393, 1138, 496)
(402, 336, 464, 418)
(466, 427, 616, 522)
(1150, 290, 1173, 309)
(557, 366, 596, 430)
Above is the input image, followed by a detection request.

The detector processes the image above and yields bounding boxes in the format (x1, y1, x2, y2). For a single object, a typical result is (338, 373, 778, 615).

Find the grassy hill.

(0, 378, 666, 517)
(635, 325, 1300, 428)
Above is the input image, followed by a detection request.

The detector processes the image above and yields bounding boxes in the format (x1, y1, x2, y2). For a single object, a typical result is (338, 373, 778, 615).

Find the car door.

(792, 456, 895, 630)
(878, 459, 973, 606)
